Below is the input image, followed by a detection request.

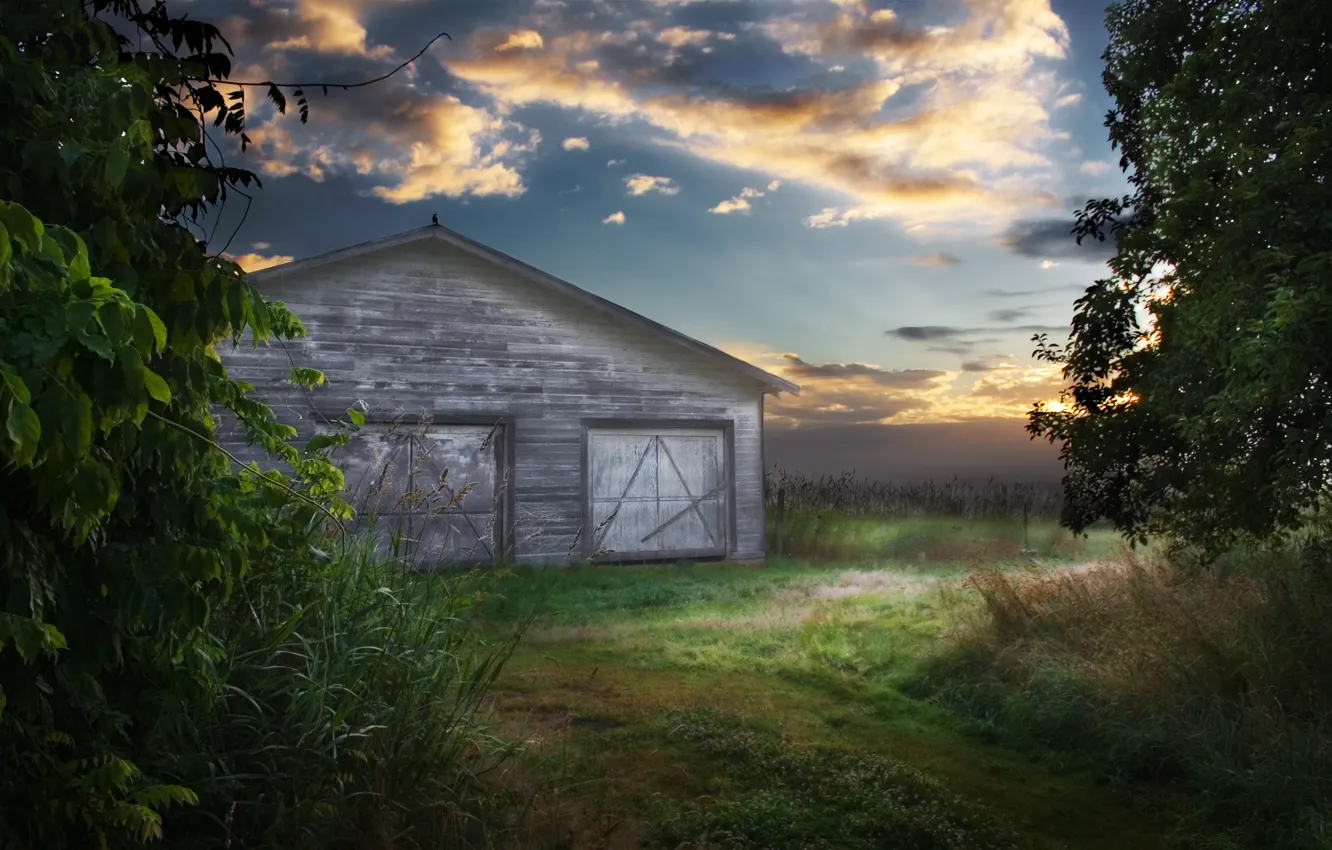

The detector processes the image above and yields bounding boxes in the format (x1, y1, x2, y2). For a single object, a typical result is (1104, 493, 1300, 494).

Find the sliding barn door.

(339, 422, 504, 564)
(586, 427, 728, 560)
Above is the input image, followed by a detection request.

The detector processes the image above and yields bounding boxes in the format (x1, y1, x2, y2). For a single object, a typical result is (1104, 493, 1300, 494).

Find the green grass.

(457, 516, 1168, 849)
(768, 512, 1117, 563)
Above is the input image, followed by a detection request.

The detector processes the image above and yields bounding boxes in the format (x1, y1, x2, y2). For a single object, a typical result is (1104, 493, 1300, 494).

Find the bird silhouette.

(431, 213, 439, 225)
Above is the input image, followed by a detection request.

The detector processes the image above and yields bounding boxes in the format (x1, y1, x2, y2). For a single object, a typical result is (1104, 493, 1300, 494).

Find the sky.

(193, 0, 1130, 483)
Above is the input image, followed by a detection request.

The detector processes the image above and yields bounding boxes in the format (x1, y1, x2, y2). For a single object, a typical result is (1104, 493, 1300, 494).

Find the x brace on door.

(592, 434, 724, 552)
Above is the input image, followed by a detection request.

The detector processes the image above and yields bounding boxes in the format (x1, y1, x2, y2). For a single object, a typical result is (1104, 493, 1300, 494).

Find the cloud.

(997, 217, 1118, 260)
(602, 210, 626, 224)
(709, 182, 780, 214)
(988, 308, 1032, 323)
(906, 253, 960, 266)
(442, 0, 1077, 231)
(241, 69, 540, 203)
(562, 136, 590, 150)
(984, 287, 1043, 298)
(1053, 92, 1082, 108)
(887, 324, 1067, 342)
(720, 344, 1067, 429)
(606, 158, 626, 167)
(261, 0, 395, 58)
(781, 355, 946, 388)
(1040, 259, 1059, 269)
(625, 174, 679, 195)
(225, 251, 294, 272)
(657, 26, 713, 48)
(495, 29, 545, 51)
(887, 326, 968, 342)
(1079, 159, 1115, 176)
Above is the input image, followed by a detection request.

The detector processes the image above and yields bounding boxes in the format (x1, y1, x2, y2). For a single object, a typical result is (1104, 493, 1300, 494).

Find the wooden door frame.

(579, 418, 736, 563)
(316, 407, 516, 560)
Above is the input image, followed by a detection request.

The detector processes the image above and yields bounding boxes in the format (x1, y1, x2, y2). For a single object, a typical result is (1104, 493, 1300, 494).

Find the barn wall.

(218, 239, 768, 563)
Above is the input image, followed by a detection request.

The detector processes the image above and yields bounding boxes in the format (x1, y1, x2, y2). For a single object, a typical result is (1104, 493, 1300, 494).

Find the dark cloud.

(781, 355, 945, 388)
(764, 419, 1063, 483)
(987, 308, 1032, 323)
(888, 324, 1068, 342)
(960, 360, 998, 372)
(928, 344, 975, 355)
(983, 287, 1045, 298)
(996, 217, 1119, 260)
(887, 326, 966, 341)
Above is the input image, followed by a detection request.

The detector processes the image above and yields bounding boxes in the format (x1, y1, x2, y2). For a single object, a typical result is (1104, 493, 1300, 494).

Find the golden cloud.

(248, 94, 537, 203)
(657, 26, 712, 48)
(602, 210, 626, 224)
(496, 29, 545, 51)
(224, 251, 294, 272)
(445, 0, 1072, 231)
(907, 253, 961, 266)
(264, 0, 393, 58)
(562, 136, 591, 150)
(717, 343, 1066, 428)
(625, 174, 679, 195)
(708, 182, 779, 214)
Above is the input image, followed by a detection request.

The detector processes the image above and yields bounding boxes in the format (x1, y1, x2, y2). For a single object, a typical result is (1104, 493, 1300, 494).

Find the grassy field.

(461, 514, 1175, 849)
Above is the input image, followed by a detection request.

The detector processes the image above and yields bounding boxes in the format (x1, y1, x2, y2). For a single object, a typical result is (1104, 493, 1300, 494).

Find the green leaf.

(143, 369, 171, 404)
(288, 366, 325, 389)
(134, 304, 168, 354)
(0, 367, 30, 405)
(0, 221, 11, 287)
(99, 302, 128, 346)
(63, 391, 93, 457)
(0, 202, 42, 252)
(171, 271, 195, 301)
(104, 150, 130, 189)
(6, 401, 41, 466)
(304, 433, 345, 454)
(346, 407, 365, 428)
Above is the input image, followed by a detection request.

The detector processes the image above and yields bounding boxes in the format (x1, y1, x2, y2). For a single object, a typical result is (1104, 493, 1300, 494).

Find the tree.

(1028, 0, 1332, 558)
(0, 1, 365, 844)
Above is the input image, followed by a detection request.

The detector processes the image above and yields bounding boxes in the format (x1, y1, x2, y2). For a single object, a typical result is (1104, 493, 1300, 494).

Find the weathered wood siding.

(218, 239, 768, 563)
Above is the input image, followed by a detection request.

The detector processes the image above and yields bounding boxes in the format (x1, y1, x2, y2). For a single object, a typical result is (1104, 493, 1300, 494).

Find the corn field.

(764, 469, 1066, 519)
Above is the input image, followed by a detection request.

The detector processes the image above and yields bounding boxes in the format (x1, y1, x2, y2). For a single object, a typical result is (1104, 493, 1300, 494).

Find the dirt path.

(484, 556, 1172, 850)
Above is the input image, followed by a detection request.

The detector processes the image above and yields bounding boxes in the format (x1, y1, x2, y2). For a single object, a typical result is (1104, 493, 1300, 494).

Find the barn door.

(587, 427, 728, 560)
(339, 422, 504, 564)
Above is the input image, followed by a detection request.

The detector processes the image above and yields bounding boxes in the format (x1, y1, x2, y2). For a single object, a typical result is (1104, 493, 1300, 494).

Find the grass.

(912, 539, 1332, 850)
(461, 513, 1168, 849)
(152, 537, 530, 850)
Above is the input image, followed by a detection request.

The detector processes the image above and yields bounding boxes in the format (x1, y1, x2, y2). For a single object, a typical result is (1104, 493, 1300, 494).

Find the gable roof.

(247, 224, 800, 396)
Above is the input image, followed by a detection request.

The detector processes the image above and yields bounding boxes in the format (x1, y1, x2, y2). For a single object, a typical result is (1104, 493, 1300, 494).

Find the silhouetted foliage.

(1029, 0, 1332, 558)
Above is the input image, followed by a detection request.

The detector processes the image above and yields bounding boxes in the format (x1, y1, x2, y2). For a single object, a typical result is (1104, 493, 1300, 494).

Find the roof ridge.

(247, 224, 800, 396)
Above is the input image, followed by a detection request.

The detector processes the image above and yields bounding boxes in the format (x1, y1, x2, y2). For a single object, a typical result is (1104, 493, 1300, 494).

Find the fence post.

(775, 486, 786, 558)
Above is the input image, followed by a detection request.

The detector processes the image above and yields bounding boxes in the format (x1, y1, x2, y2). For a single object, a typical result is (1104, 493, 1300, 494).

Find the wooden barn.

(219, 224, 799, 565)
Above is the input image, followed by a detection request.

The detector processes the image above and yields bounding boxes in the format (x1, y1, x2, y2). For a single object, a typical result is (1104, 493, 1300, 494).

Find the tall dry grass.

(917, 541, 1332, 849)
(766, 469, 1065, 519)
